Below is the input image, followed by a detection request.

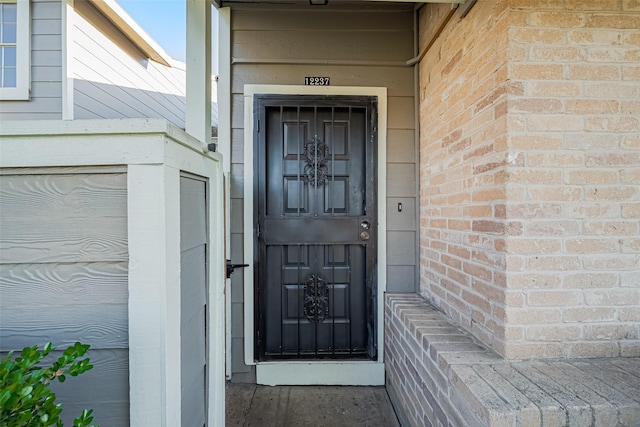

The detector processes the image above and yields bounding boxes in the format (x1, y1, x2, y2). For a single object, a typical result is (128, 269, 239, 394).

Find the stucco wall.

(419, 0, 640, 359)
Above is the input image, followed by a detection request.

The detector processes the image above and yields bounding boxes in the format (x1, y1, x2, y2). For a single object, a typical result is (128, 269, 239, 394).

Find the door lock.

(360, 220, 370, 230)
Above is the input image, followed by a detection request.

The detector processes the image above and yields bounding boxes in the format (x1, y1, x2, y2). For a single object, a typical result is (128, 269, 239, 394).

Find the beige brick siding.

(419, 0, 640, 359)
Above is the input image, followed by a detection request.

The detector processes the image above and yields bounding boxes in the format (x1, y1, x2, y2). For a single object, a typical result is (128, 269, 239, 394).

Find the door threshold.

(256, 361, 385, 386)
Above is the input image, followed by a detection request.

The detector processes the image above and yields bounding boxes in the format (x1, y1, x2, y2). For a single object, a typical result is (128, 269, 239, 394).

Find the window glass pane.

(0, 47, 3, 67)
(2, 4, 18, 23)
(4, 47, 15, 66)
(3, 66, 16, 87)
(2, 23, 16, 44)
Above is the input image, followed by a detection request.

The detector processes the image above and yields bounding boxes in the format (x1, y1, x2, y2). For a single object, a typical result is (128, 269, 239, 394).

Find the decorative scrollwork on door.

(303, 274, 329, 323)
(303, 135, 329, 186)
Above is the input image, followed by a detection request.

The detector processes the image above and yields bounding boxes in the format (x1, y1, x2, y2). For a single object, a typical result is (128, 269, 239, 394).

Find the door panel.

(180, 175, 207, 427)
(255, 96, 377, 361)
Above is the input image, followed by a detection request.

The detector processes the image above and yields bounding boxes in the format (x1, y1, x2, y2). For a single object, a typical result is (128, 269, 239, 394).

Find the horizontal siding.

(232, 64, 414, 97)
(233, 30, 413, 62)
(51, 348, 130, 426)
(0, 216, 128, 263)
(0, 168, 129, 425)
(0, 171, 128, 263)
(0, 262, 128, 308)
(0, 172, 127, 217)
(0, 303, 128, 349)
(0, 0, 62, 120)
(72, 0, 186, 127)
(229, 4, 418, 377)
(232, 8, 415, 31)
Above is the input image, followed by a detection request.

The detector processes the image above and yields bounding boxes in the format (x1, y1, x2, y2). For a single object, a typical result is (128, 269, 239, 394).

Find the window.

(0, 0, 28, 100)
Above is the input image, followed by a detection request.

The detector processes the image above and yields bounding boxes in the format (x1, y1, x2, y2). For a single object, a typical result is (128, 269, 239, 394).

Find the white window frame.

(0, 0, 29, 100)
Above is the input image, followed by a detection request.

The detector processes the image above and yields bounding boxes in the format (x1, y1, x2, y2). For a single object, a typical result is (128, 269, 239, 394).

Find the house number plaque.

(304, 77, 330, 86)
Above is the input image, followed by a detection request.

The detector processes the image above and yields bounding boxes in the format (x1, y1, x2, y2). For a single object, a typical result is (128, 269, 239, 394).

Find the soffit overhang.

(213, 0, 459, 8)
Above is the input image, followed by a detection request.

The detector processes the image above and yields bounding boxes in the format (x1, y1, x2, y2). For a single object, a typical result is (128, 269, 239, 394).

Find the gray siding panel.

(51, 349, 130, 426)
(0, 0, 63, 120)
(0, 217, 128, 263)
(0, 262, 128, 307)
(232, 65, 414, 97)
(31, 0, 63, 19)
(180, 175, 207, 427)
(387, 163, 417, 198)
(387, 232, 417, 266)
(0, 172, 127, 217)
(387, 198, 416, 231)
(233, 30, 413, 61)
(0, 304, 128, 350)
(31, 18, 61, 34)
(387, 129, 416, 163)
(0, 168, 129, 425)
(180, 178, 208, 250)
(32, 34, 62, 50)
(229, 4, 419, 378)
(32, 50, 63, 67)
(232, 9, 413, 31)
(387, 266, 417, 293)
(0, 170, 128, 263)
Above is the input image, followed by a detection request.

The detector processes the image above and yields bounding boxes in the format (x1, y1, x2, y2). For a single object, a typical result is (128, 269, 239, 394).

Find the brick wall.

(419, 0, 640, 359)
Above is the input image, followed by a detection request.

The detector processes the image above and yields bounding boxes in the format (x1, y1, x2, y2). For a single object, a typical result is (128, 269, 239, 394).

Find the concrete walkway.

(226, 383, 401, 427)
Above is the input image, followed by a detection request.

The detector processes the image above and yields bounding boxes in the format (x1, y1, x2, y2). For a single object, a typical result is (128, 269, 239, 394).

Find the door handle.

(360, 220, 371, 241)
(226, 259, 249, 279)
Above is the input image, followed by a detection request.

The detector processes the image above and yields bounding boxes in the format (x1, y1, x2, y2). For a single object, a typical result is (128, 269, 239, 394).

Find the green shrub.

(0, 342, 98, 427)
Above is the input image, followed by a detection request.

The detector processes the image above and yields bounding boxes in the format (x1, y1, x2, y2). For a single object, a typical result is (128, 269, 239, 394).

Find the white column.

(186, 0, 212, 144)
(217, 8, 231, 174)
(128, 164, 181, 427)
(61, 0, 74, 119)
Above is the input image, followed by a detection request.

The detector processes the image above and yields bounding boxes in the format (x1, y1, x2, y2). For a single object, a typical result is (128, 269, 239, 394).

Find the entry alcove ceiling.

(213, 0, 460, 7)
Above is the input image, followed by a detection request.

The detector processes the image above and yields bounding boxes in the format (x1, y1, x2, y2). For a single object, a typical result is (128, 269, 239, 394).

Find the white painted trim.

(165, 166, 182, 426)
(0, 0, 30, 100)
(218, 9, 234, 380)
(242, 85, 388, 383)
(257, 361, 385, 386)
(207, 161, 226, 427)
(224, 175, 233, 379)
(88, 0, 173, 66)
(0, 119, 226, 427)
(217, 8, 231, 174)
(185, 0, 212, 145)
(128, 163, 171, 426)
(61, 0, 74, 119)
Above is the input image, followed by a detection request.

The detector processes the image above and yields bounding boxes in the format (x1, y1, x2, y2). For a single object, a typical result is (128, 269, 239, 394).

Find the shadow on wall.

(74, 79, 219, 131)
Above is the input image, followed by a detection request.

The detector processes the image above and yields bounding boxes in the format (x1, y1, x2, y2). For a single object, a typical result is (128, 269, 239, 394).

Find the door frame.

(242, 85, 387, 385)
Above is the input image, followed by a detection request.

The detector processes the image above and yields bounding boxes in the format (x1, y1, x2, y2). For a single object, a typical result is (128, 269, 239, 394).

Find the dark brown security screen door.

(254, 95, 377, 361)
